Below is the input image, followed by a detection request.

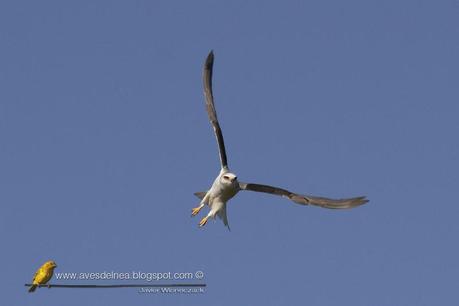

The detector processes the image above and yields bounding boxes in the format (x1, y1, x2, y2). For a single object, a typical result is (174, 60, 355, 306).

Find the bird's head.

(220, 172, 238, 186)
(44, 260, 57, 269)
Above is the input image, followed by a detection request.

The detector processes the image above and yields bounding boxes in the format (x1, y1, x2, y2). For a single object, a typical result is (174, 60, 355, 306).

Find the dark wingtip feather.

(206, 50, 214, 64)
(305, 195, 369, 209)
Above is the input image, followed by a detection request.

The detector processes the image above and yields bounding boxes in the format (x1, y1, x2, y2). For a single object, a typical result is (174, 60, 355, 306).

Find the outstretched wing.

(239, 182, 368, 209)
(203, 51, 228, 169)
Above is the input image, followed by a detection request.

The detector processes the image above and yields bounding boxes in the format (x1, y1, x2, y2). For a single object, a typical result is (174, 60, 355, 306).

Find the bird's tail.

(28, 284, 37, 292)
(303, 195, 368, 209)
(217, 204, 231, 231)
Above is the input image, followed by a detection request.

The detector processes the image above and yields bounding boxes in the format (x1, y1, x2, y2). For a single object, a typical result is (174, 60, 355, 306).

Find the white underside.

(200, 169, 239, 227)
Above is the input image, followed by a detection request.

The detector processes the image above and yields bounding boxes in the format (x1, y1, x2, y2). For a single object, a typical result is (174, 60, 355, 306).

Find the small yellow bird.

(28, 260, 57, 292)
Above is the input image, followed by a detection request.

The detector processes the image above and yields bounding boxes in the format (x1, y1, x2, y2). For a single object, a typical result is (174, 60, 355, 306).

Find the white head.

(220, 172, 238, 187)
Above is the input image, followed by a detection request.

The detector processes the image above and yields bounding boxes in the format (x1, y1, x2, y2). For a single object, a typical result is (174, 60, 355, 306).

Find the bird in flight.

(28, 260, 57, 292)
(191, 51, 368, 229)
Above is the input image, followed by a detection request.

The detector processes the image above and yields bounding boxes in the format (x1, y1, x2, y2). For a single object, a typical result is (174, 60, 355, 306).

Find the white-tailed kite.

(192, 51, 368, 229)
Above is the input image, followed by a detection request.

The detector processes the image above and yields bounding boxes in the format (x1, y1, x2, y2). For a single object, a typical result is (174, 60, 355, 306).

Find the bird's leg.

(191, 203, 205, 217)
(199, 210, 215, 227)
(199, 214, 210, 227)
(192, 193, 209, 217)
(47, 284, 51, 289)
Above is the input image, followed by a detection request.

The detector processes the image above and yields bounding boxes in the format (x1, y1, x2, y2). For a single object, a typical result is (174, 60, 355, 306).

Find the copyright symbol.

(195, 271, 204, 279)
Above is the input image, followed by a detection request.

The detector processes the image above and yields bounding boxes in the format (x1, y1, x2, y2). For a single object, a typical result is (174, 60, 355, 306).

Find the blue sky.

(1, 0, 458, 305)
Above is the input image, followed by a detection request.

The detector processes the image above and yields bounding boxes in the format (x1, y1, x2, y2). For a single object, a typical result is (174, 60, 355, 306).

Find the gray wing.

(239, 182, 368, 209)
(203, 51, 228, 169)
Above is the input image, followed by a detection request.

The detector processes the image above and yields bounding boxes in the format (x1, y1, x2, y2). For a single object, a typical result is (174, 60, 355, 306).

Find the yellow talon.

(191, 206, 202, 216)
(199, 216, 209, 227)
